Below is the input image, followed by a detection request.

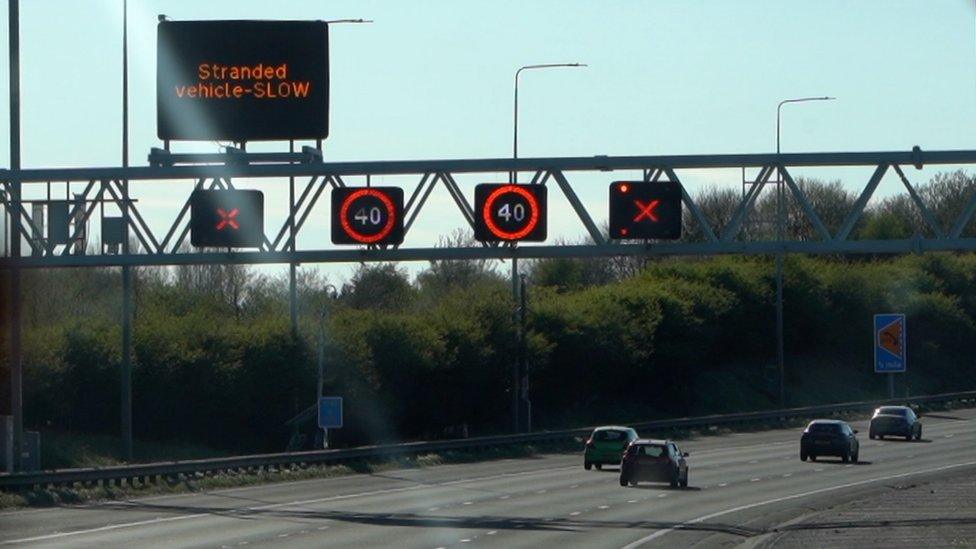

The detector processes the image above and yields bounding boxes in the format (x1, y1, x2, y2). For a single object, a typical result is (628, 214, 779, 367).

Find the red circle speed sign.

(339, 188, 398, 244)
(482, 184, 541, 240)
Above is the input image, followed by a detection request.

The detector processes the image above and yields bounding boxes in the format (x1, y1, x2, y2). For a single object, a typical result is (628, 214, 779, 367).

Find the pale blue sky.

(2, 1, 976, 281)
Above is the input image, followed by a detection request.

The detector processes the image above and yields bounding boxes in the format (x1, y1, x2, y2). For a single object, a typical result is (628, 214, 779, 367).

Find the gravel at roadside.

(760, 470, 976, 548)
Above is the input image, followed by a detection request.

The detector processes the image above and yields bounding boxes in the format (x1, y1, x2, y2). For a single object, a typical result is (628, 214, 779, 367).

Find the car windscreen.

(807, 423, 841, 433)
(594, 430, 626, 441)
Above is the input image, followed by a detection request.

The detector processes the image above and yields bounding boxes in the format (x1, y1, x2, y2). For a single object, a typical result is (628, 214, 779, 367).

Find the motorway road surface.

(2, 408, 975, 548)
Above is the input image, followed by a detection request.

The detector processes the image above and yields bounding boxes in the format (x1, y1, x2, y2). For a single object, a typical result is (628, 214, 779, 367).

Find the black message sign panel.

(474, 184, 547, 242)
(190, 189, 265, 248)
(157, 20, 329, 141)
(331, 187, 405, 245)
(608, 181, 682, 240)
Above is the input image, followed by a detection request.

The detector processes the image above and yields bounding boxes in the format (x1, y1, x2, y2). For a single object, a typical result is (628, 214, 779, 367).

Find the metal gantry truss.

(3, 147, 976, 269)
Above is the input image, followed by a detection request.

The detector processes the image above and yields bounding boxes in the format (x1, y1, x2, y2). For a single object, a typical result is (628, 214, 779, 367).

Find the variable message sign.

(608, 181, 682, 239)
(474, 184, 548, 242)
(331, 187, 405, 245)
(190, 189, 265, 248)
(157, 20, 329, 141)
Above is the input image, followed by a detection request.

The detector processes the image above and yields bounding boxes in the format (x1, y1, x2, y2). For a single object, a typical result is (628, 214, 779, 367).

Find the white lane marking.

(598, 505, 609, 510)
(750, 478, 760, 482)
(814, 468, 824, 472)
(460, 539, 471, 543)
(277, 533, 289, 538)
(718, 482, 728, 487)
(486, 531, 497, 535)
(536, 490, 547, 494)
(628, 499, 638, 503)
(782, 473, 792, 478)
(570, 484, 579, 488)
(570, 511, 581, 516)
(620, 459, 976, 548)
(462, 501, 473, 505)
(499, 495, 510, 500)
(237, 542, 248, 546)
(657, 493, 667, 498)
(428, 507, 440, 511)
(748, 460, 758, 464)
(317, 526, 329, 530)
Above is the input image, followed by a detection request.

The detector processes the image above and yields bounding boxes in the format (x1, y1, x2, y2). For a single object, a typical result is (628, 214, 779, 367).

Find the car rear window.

(877, 407, 908, 416)
(594, 430, 626, 441)
(807, 423, 841, 433)
(636, 445, 665, 457)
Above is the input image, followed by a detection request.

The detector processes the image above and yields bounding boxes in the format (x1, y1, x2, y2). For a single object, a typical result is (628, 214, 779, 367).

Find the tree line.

(2, 171, 975, 455)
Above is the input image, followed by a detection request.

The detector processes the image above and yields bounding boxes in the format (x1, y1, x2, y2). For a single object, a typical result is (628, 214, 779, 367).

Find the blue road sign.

(318, 397, 343, 429)
(874, 314, 906, 373)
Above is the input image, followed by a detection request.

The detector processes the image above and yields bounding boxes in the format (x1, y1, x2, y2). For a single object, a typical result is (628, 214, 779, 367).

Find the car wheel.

(905, 434, 912, 441)
(852, 451, 859, 463)
(619, 476, 628, 487)
(595, 463, 602, 471)
(842, 451, 849, 463)
(869, 433, 876, 440)
(915, 426, 922, 441)
(810, 455, 817, 461)
(584, 461, 592, 471)
(629, 480, 638, 487)
(878, 434, 884, 440)
(669, 475, 678, 489)
(800, 451, 808, 462)
(680, 472, 689, 488)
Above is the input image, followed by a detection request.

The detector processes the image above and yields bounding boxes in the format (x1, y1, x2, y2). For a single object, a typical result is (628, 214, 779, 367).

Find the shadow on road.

(627, 484, 702, 492)
(88, 500, 756, 536)
(779, 516, 976, 533)
(807, 459, 873, 465)
(875, 438, 932, 443)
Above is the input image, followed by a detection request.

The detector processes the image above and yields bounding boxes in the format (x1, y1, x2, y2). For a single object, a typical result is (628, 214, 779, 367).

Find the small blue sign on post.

(874, 314, 906, 373)
(318, 397, 343, 429)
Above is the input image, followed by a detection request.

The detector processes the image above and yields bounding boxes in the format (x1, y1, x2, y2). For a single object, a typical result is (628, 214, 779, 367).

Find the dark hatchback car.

(584, 426, 638, 470)
(869, 406, 922, 441)
(619, 439, 689, 488)
(800, 420, 860, 462)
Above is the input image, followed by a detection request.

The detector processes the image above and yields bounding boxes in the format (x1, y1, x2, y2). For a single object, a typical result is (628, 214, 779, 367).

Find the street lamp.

(512, 63, 587, 183)
(775, 96, 836, 407)
(510, 62, 585, 433)
(317, 284, 338, 448)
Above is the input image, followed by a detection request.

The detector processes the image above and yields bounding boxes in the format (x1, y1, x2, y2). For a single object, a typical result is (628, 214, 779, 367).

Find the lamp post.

(317, 284, 338, 448)
(287, 17, 371, 339)
(509, 63, 585, 432)
(775, 96, 835, 407)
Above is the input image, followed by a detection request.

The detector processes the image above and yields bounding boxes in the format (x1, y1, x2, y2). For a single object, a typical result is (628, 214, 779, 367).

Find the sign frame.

(874, 313, 906, 373)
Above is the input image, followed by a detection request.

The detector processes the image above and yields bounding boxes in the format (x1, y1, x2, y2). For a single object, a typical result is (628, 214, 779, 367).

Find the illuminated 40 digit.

(474, 184, 547, 242)
(331, 187, 405, 245)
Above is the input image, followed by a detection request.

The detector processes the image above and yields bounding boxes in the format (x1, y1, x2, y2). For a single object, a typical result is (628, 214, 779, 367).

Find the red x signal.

(633, 199, 660, 223)
(216, 207, 240, 231)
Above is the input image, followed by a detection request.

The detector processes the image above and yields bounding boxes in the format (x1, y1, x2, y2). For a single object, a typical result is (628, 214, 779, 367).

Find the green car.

(584, 426, 639, 470)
